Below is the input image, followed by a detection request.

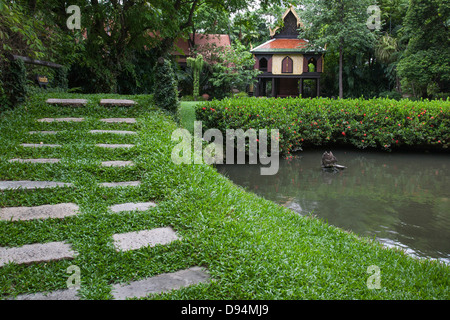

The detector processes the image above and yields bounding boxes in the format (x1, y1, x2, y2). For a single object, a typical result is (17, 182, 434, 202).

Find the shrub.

(152, 57, 179, 112)
(233, 91, 250, 99)
(378, 90, 402, 100)
(1, 58, 28, 110)
(196, 97, 450, 156)
(53, 66, 68, 90)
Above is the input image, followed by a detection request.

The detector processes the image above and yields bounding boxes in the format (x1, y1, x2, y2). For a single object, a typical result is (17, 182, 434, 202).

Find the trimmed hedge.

(196, 97, 450, 156)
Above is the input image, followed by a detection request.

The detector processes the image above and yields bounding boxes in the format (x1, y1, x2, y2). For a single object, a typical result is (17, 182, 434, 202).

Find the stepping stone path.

(112, 227, 180, 252)
(90, 130, 137, 135)
(46, 99, 88, 106)
(101, 161, 134, 167)
(9, 158, 60, 164)
(0, 203, 79, 221)
(20, 143, 61, 148)
(12, 288, 80, 300)
(4, 97, 211, 300)
(29, 131, 58, 135)
(100, 99, 136, 107)
(108, 202, 156, 213)
(100, 181, 141, 188)
(37, 117, 84, 122)
(111, 267, 210, 300)
(96, 143, 135, 149)
(0, 241, 77, 267)
(100, 118, 136, 123)
(0, 180, 72, 190)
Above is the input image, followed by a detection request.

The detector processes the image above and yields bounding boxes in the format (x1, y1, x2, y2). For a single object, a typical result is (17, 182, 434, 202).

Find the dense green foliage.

(196, 97, 450, 156)
(153, 58, 179, 113)
(187, 54, 205, 99)
(208, 41, 261, 99)
(0, 93, 448, 300)
(299, 0, 377, 98)
(53, 67, 68, 90)
(1, 59, 28, 110)
(1, 0, 448, 102)
(397, 0, 450, 97)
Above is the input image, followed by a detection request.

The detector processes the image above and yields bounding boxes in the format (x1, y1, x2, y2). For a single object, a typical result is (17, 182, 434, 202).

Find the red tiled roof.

(252, 38, 309, 52)
(173, 34, 231, 56)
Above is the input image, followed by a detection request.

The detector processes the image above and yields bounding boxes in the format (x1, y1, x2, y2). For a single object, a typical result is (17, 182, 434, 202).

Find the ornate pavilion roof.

(250, 6, 325, 55)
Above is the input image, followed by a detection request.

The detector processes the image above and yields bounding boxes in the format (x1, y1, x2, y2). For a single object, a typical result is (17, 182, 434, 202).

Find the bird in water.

(321, 151, 338, 168)
(321, 151, 346, 170)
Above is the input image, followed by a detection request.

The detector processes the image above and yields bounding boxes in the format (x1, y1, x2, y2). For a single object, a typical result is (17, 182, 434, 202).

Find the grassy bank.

(196, 97, 450, 156)
(179, 101, 206, 134)
(0, 93, 448, 300)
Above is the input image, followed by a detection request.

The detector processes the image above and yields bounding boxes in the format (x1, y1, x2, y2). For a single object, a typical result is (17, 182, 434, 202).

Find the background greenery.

(1, 0, 448, 109)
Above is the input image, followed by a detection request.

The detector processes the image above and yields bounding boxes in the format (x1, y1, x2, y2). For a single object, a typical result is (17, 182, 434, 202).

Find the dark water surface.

(217, 149, 450, 264)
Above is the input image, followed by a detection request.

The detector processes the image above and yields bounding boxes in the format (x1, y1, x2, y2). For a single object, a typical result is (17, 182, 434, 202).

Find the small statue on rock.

(321, 151, 346, 170)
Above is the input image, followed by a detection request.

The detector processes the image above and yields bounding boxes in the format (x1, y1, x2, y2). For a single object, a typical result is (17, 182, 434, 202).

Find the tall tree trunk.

(338, 0, 344, 99)
(395, 75, 401, 93)
(339, 39, 343, 99)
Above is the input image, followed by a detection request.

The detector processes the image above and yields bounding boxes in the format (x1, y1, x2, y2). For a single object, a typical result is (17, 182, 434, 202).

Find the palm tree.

(375, 33, 401, 92)
(375, 33, 398, 63)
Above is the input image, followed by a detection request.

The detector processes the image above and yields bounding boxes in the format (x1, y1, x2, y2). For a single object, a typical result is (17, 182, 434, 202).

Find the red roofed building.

(173, 33, 231, 67)
(251, 7, 325, 97)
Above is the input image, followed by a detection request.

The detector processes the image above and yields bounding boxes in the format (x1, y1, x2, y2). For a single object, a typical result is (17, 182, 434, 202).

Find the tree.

(187, 54, 205, 99)
(153, 57, 179, 112)
(209, 41, 261, 98)
(150, 0, 283, 57)
(375, 33, 402, 92)
(299, 0, 377, 98)
(397, 0, 450, 98)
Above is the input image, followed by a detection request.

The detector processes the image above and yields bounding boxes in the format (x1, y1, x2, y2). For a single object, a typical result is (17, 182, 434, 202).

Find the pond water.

(217, 149, 450, 264)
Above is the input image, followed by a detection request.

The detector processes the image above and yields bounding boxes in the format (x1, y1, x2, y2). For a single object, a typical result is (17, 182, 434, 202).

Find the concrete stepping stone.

(20, 143, 61, 148)
(96, 144, 135, 149)
(100, 99, 136, 106)
(29, 131, 58, 135)
(46, 99, 87, 106)
(37, 118, 84, 122)
(0, 203, 79, 221)
(99, 181, 141, 188)
(11, 288, 80, 300)
(108, 202, 156, 213)
(9, 158, 60, 164)
(100, 118, 136, 123)
(0, 241, 77, 267)
(111, 266, 210, 300)
(0, 180, 73, 190)
(89, 130, 137, 135)
(101, 161, 134, 167)
(112, 227, 180, 252)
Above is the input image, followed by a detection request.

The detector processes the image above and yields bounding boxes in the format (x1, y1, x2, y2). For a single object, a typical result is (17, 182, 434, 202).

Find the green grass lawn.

(0, 93, 448, 300)
(179, 101, 205, 133)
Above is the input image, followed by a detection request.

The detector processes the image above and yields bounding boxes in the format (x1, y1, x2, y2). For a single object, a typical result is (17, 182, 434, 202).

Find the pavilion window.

(259, 57, 268, 72)
(282, 56, 293, 73)
(307, 57, 317, 72)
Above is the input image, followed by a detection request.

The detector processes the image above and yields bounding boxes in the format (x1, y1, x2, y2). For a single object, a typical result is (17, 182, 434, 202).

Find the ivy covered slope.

(196, 97, 450, 156)
(0, 93, 449, 300)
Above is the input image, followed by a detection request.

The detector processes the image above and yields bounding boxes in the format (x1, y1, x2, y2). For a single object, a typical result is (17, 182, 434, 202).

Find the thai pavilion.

(251, 7, 325, 98)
